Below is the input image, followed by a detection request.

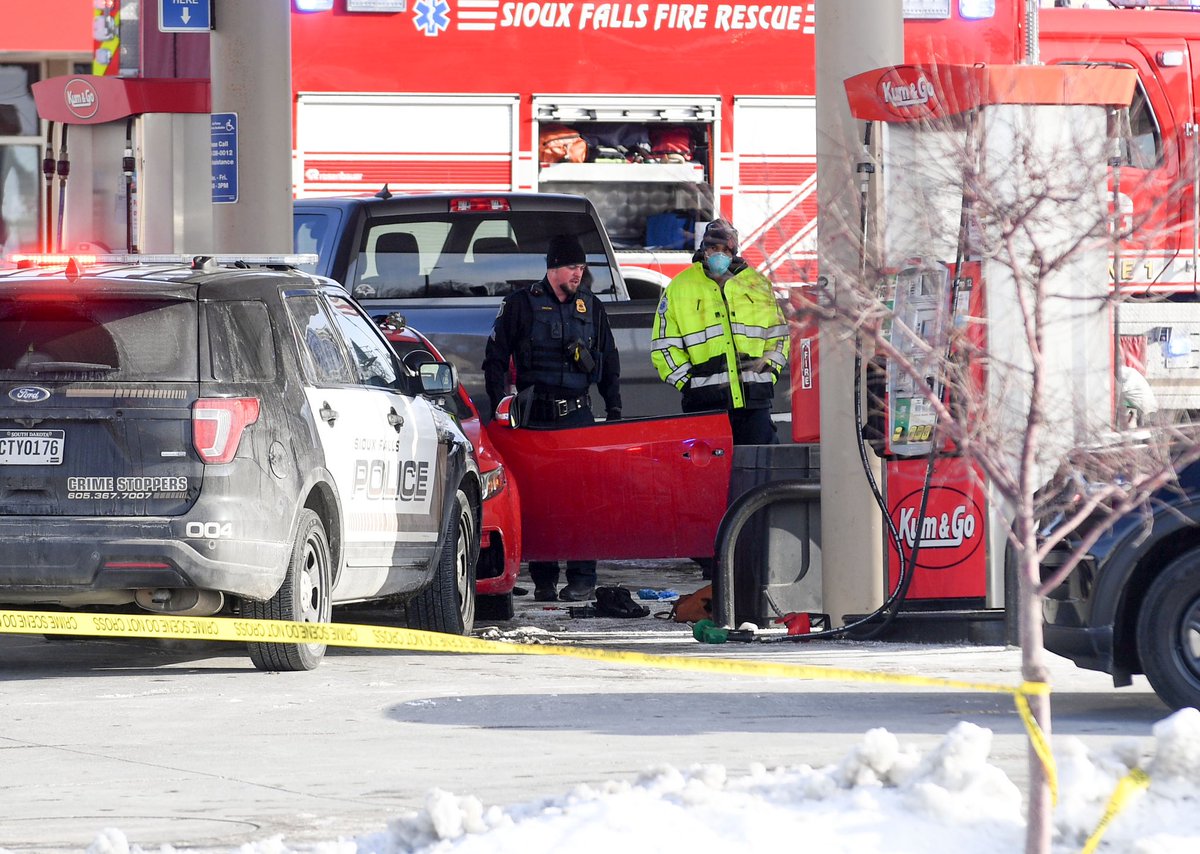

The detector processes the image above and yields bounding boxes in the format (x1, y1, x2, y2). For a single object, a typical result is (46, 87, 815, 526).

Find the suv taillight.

(192, 398, 260, 464)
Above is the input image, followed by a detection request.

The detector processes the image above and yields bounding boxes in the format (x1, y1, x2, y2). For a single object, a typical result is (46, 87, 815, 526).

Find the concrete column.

(815, 1, 902, 624)
(209, 0, 292, 253)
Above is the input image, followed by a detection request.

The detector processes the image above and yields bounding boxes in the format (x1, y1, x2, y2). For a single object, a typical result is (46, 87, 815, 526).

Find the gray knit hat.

(701, 219, 739, 255)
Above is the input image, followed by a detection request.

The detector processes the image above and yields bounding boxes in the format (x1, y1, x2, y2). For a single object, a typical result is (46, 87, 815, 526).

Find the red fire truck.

(288, 1, 1200, 606)
(289, 3, 1021, 283)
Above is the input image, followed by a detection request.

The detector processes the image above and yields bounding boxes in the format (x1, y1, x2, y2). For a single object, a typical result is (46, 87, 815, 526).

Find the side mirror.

(495, 394, 517, 428)
(418, 361, 458, 396)
(494, 387, 532, 428)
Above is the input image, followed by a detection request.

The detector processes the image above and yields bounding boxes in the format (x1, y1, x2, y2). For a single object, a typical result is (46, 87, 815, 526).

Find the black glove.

(606, 409, 622, 422)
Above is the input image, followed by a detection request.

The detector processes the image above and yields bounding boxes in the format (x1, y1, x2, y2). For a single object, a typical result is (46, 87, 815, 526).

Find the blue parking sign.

(211, 113, 238, 204)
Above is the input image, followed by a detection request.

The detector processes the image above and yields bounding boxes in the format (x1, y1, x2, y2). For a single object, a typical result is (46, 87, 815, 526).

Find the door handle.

(319, 402, 338, 425)
(388, 407, 405, 431)
(682, 442, 724, 463)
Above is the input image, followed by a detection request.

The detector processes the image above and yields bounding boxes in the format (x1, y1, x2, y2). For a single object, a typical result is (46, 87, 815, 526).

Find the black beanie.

(545, 234, 586, 268)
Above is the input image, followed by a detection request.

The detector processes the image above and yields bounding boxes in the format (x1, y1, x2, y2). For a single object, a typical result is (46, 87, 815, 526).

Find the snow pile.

(1054, 707, 1200, 854)
(76, 711, 1200, 854)
(474, 626, 557, 645)
(361, 721, 1025, 854)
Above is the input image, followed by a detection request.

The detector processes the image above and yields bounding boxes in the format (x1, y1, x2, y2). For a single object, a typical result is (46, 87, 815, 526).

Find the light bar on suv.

(8, 253, 319, 269)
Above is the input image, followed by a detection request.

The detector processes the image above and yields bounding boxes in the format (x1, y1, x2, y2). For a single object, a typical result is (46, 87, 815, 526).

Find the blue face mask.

(705, 252, 732, 277)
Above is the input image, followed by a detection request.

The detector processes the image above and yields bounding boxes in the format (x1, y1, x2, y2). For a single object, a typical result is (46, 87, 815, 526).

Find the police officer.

(651, 219, 788, 445)
(483, 233, 621, 602)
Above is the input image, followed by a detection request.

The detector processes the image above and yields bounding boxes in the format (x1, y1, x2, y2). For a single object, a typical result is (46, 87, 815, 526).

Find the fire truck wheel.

(247, 509, 333, 672)
(1136, 548, 1200, 711)
(408, 485, 477, 635)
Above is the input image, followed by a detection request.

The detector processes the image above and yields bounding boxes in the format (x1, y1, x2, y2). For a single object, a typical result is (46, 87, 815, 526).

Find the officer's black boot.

(559, 561, 597, 601)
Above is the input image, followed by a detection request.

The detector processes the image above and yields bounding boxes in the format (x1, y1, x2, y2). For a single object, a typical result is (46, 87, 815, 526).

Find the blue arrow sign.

(159, 0, 212, 33)
(211, 113, 238, 204)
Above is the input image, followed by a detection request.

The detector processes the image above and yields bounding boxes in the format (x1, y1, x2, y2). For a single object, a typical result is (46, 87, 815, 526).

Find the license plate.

(0, 429, 65, 465)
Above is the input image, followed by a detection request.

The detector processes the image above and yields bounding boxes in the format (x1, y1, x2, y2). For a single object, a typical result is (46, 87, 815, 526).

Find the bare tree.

(781, 79, 1200, 854)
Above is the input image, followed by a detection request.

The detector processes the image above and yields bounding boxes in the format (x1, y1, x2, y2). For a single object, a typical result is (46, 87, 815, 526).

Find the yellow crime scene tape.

(1081, 767, 1150, 854)
(1, 608, 1152, 851)
(2, 608, 1057, 791)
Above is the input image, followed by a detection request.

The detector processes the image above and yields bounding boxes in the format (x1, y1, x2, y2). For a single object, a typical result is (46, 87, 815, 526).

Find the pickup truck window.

(294, 209, 342, 275)
(352, 211, 617, 300)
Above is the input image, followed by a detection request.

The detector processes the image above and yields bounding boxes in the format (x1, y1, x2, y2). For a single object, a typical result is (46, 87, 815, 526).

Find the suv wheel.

(247, 509, 333, 672)
(1136, 548, 1200, 710)
(408, 486, 477, 634)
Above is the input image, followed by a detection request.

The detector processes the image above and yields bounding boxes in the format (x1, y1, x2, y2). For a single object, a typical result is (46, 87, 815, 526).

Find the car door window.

(325, 294, 403, 389)
(285, 294, 356, 385)
(1114, 77, 1161, 171)
(206, 300, 277, 382)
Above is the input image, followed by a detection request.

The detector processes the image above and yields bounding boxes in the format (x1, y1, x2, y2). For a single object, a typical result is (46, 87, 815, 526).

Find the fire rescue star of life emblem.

(414, 0, 451, 35)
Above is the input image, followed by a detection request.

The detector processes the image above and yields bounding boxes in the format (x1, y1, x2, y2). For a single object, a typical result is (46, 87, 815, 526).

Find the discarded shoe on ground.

(594, 586, 651, 618)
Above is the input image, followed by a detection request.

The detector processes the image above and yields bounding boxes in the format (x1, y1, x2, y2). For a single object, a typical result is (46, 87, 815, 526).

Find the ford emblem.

(9, 386, 51, 403)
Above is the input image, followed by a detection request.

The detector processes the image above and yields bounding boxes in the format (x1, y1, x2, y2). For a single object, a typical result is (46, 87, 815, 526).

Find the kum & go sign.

(885, 457, 987, 599)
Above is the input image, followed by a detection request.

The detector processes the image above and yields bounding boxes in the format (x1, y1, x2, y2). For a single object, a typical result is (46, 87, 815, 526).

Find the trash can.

(727, 443, 822, 628)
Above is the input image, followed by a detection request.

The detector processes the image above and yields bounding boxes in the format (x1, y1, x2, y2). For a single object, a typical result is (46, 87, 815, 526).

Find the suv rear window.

(352, 211, 617, 300)
(0, 295, 197, 381)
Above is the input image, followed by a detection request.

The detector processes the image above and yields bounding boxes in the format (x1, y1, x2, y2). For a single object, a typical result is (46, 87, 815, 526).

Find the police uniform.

(482, 234, 622, 601)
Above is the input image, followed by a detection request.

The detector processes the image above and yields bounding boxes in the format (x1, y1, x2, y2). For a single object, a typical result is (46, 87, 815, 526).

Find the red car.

(383, 316, 736, 606)
(380, 317, 522, 620)
(485, 404, 733, 563)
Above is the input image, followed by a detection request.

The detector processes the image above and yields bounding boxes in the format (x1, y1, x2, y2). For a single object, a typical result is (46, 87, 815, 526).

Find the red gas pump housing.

(31, 75, 209, 125)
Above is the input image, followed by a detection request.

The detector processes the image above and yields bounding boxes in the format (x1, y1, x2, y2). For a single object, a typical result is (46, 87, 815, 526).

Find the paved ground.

(0, 558, 1168, 853)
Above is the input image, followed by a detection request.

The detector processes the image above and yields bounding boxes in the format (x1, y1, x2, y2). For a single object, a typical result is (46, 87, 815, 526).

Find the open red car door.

(485, 412, 733, 562)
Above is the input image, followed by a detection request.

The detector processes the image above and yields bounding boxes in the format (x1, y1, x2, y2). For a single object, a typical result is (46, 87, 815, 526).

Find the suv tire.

(247, 509, 334, 672)
(1136, 547, 1200, 710)
(408, 485, 476, 634)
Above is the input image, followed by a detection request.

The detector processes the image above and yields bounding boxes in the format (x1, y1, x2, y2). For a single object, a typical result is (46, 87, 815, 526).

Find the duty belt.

(533, 395, 591, 418)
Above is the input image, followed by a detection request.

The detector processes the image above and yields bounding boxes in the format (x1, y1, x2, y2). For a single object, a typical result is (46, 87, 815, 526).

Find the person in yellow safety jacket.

(651, 218, 789, 445)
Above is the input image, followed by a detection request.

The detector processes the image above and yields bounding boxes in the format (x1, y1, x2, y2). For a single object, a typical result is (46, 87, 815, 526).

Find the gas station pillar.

(815, 2, 902, 624)
(209, 0, 293, 254)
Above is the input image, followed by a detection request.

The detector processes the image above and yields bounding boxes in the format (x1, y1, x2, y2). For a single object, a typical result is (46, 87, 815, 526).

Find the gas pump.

(27, 75, 211, 255)
(834, 62, 1135, 610)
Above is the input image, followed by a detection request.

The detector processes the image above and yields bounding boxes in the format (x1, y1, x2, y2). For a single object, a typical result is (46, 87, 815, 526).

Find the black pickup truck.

(293, 189, 791, 424)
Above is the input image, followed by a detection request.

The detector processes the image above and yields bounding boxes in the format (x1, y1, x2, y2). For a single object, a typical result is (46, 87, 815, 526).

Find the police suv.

(0, 254, 480, 671)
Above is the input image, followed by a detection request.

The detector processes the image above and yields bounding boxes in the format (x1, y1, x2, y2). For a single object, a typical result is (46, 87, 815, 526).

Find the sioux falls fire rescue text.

(496, 2, 814, 31)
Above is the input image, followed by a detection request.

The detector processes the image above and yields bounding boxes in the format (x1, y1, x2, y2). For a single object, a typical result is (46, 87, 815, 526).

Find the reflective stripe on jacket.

(651, 261, 789, 411)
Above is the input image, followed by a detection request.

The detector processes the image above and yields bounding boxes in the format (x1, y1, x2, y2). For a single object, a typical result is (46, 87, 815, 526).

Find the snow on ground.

(74, 708, 1200, 854)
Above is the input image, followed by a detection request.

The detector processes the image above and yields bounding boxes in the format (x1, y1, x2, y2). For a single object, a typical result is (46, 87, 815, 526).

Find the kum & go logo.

(881, 75, 935, 109)
(891, 485, 983, 570)
(64, 78, 99, 120)
(875, 67, 941, 119)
